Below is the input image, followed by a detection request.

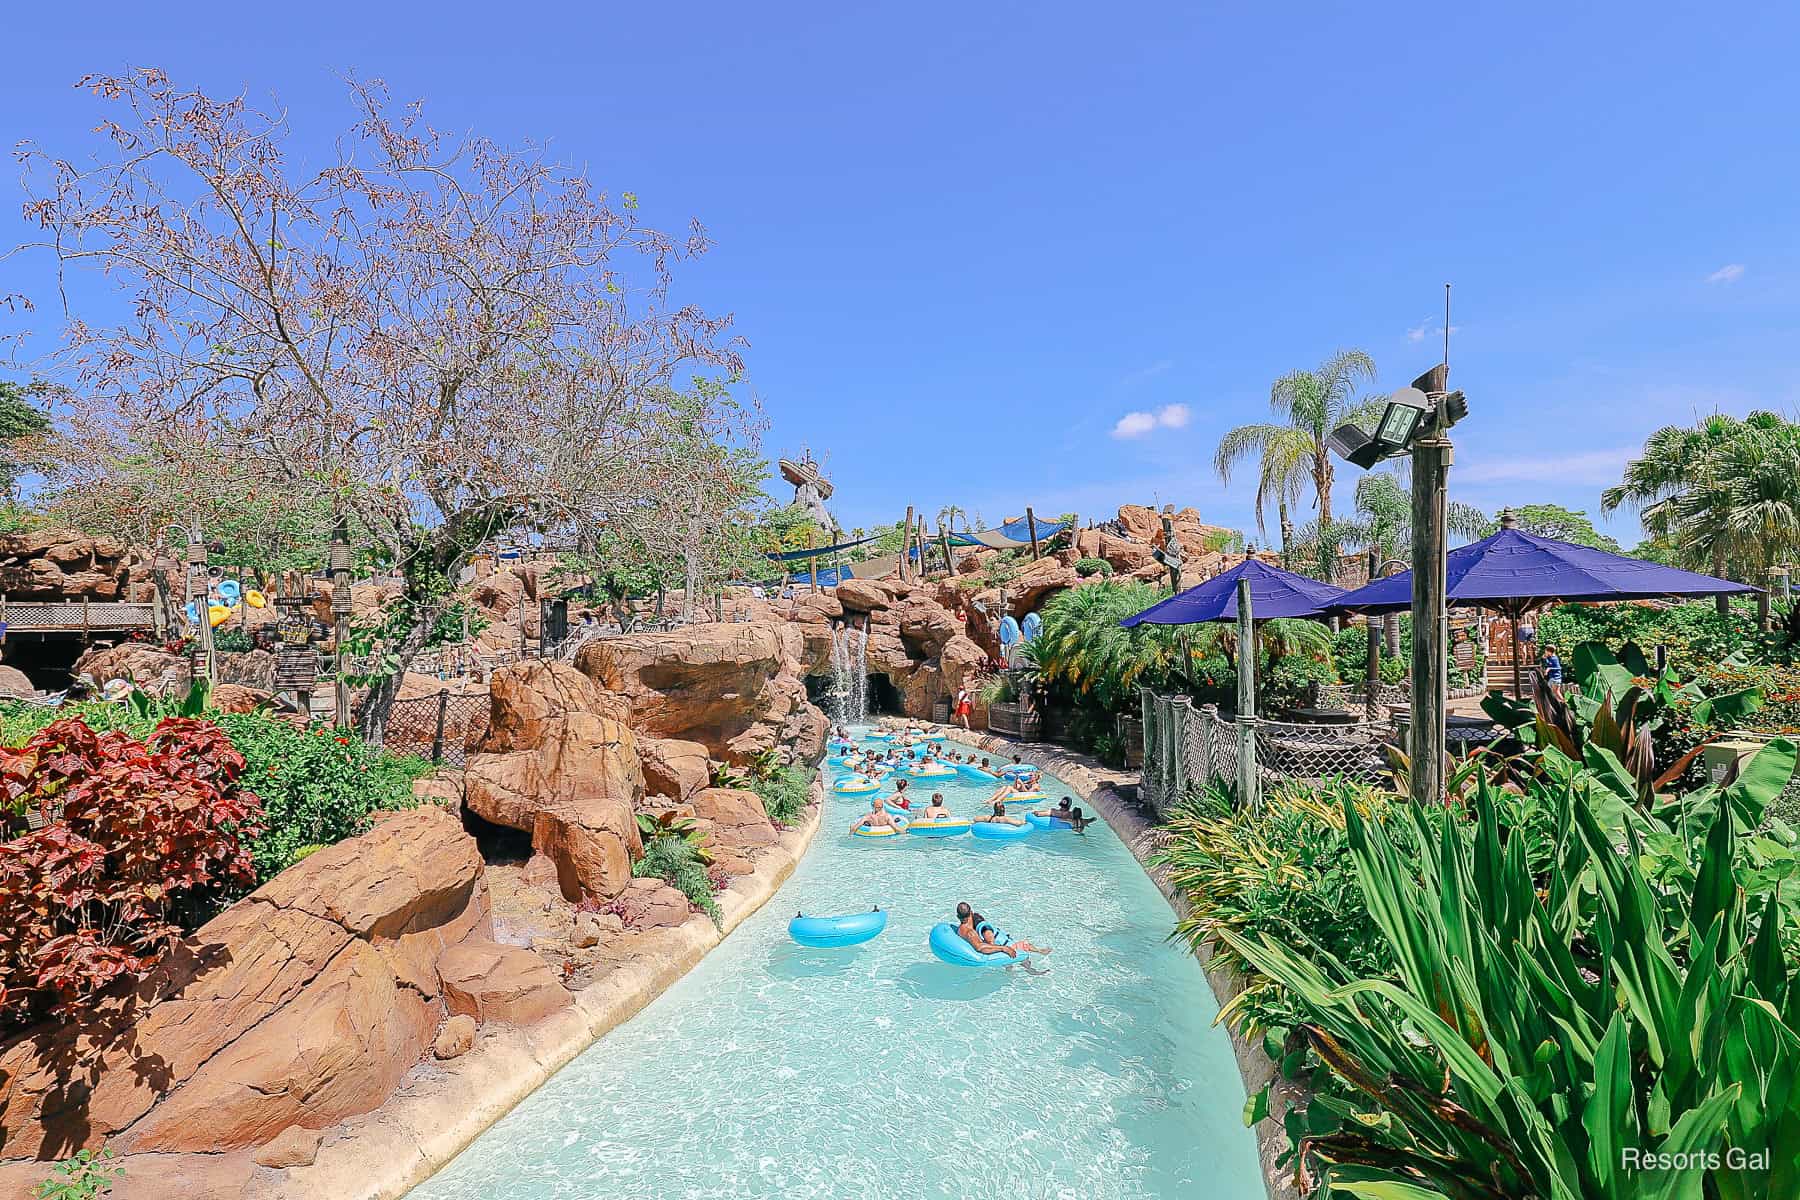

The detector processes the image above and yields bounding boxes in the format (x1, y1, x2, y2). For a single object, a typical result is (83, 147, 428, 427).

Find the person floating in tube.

(955, 901, 1051, 959)
(1033, 796, 1092, 833)
(975, 799, 1026, 828)
(922, 793, 951, 820)
(849, 797, 899, 835)
(1007, 755, 1040, 788)
(886, 777, 912, 810)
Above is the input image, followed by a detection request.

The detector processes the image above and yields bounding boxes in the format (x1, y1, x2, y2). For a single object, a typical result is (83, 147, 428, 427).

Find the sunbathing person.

(955, 901, 1051, 958)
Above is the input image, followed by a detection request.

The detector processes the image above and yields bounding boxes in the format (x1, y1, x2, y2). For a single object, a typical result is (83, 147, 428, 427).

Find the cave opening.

(3, 633, 95, 691)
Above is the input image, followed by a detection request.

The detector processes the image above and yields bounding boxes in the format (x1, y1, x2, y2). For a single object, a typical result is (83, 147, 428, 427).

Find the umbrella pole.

(1511, 604, 1523, 702)
(1236, 578, 1259, 812)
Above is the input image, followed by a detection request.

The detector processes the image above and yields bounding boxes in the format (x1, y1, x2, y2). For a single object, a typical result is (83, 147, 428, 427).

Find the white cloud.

(1408, 322, 1460, 343)
(1112, 404, 1191, 439)
(1707, 263, 1745, 284)
(1111, 411, 1158, 438)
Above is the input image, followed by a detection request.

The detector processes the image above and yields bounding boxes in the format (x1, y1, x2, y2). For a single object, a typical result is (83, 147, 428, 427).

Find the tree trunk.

(1759, 552, 1773, 630)
(1714, 545, 1731, 616)
(1384, 612, 1401, 659)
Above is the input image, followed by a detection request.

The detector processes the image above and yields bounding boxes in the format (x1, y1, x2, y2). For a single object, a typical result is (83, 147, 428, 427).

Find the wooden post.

(431, 690, 449, 763)
(901, 506, 914, 581)
(918, 516, 929, 574)
(1410, 423, 1452, 807)
(808, 528, 819, 592)
(938, 521, 956, 575)
(1366, 549, 1380, 721)
(1236, 577, 1259, 811)
(1026, 507, 1041, 559)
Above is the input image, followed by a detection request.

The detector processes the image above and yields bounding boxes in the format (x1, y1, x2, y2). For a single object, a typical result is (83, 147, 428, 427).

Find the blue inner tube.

(883, 799, 914, 817)
(954, 763, 999, 782)
(834, 776, 881, 795)
(1026, 811, 1066, 830)
(864, 731, 893, 741)
(971, 819, 1033, 841)
(928, 921, 1022, 967)
(906, 818, 972, 837)
(1006, 791, 1049, 804)
(1000, 765, 1035, 779)
(789, 909, 887, 948)
(916, 732, 945, 742)
(910, 764, 956, 778)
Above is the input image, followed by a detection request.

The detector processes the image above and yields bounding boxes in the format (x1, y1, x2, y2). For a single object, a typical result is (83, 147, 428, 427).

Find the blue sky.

(3, 3, 1797, 546)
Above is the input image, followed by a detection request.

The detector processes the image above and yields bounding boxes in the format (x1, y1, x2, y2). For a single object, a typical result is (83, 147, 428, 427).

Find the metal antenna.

(1443, 282, 1451, 369)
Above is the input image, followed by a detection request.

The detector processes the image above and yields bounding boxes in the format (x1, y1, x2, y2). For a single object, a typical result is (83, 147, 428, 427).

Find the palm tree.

(1214, 349, 1382, 540)
(1293, 472, 1487, 655)
(1603, 411, 1789, 614)
(1679, 421, 1800, 628)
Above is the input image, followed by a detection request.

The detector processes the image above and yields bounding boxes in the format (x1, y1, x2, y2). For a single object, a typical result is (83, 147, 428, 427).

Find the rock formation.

(0, 530, 135, 600)
(463, 660, 645, 903)
(0, 807, 490, 1162)
(574, 622, 828, 766)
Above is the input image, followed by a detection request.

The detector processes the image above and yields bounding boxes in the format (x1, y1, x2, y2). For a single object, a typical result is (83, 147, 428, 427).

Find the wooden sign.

(274, 644, 318, 691)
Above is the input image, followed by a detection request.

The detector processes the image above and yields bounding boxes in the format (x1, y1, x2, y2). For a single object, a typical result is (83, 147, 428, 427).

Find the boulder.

(893, 597, 960, 658)
(834, 578, 891, 613)
(433, 1014, 478, 1061)
(689, 786, 778, 853)
(216, 650, 277, 691)
(575, 622, 826, 767)
(794, 589, 843, 621)
(638, 737, 712, 803)
(70, 643, 191, 693)
(463, 662, 645, 902)
(0, 807, 490, 1161)
(255, 1124, 324, 1169)
(570, 913, 604, 948)
(620, 877, 692, 929)
(532, 805, 636, 903)
(209, 682, 272, 714)
(0, 664, 35, 696)
(1007, 557, 1079, 617)
(436, 941, 572, 1026)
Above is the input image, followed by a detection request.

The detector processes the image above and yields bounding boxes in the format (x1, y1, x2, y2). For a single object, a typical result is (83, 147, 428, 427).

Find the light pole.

(185, 520, 216, 688)
(1326, 362, 1468, 806)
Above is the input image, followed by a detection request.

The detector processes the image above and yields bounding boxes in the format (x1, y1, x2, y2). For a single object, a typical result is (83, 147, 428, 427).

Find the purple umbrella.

(1119, 558, 1346, 627)
(1329, 527, 1758, 696)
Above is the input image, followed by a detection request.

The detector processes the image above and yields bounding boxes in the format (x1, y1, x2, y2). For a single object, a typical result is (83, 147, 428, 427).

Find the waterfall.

(828, 621, 871, 725)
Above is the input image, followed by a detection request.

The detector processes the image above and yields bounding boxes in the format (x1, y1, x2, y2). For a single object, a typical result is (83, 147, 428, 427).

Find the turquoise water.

(409, 734, 1262, 1200)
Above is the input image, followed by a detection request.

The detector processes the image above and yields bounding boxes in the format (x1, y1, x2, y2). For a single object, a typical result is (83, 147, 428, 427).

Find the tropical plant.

(1481, 639, 1763, 800)
(1491, 502, 1622, 551)
(1603, 410, 1798, 617)
(1035, 582, 1182, 710)
(1214, 349, 1380, 540)
(633, 834, 721, 926)
(33, 1149, 123, 1200)
(751, 765, 812, 827)
(0, 718, 264, 1028)
(634, 810, 714, 863)
(1073, 557, 1114, 578)
(1158, 780, 1406, 1037)
(1219, 752, 1800, 1200)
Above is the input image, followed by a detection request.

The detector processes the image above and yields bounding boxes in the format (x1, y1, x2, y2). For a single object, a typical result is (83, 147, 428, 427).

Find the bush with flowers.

(0, 697, 431, 885)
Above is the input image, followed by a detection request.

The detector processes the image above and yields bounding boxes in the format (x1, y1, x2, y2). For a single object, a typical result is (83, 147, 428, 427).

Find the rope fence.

(1137, 686, 1504, 815)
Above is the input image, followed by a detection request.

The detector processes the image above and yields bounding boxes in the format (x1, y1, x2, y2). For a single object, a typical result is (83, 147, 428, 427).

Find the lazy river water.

(409, 734, 1262, 1200)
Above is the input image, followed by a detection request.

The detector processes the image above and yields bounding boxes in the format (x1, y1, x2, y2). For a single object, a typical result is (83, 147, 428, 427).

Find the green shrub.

(34, 1148, 123, 1200)
(216, 711, 430, 882)
(1223, 756, 1800, 1200)
(751, 765, 812, 826)
(633, 834, 720, 925)
(1157, 779, 1406, 1036)
(1073, 557, 1114, 578)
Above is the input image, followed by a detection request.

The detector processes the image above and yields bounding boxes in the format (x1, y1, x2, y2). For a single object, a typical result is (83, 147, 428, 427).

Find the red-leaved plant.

(0, 717, 264, 1029)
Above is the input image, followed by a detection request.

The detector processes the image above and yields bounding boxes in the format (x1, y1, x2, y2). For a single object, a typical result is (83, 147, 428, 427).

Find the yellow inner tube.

(245, 589, 268, 609)
(1007, 792, 1048, 803)
(835, 778, 880, 794)
(853, 824, 901, 837)
(207, 604, 234, 628)
(906, 819, 972, 832)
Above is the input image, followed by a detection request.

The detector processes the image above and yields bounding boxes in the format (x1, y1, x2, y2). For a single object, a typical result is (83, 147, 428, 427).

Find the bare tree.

(15, 69, 749, 736)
